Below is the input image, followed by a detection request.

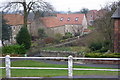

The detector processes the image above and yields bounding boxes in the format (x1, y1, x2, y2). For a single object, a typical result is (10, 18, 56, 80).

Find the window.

(60, 17, 63, 21)
(12, 26, 16, 31)
(75, 17, 79, 21)
(67, 17, 70, 21)
(13, 35, 16, 41)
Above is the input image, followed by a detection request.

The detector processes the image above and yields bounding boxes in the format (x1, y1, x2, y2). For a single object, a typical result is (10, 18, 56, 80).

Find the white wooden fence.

(0, 55, 119, 78)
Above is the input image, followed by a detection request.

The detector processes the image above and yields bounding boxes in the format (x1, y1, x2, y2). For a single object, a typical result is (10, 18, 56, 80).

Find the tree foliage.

(16, 26, 31, 49)
(80, 8, 89, 14)
(94, 2, 119, 51)
(1, 16, 12, 46)
(38, 28, 47, 39)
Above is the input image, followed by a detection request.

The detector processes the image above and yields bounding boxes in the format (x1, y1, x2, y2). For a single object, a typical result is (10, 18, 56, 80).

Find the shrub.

(16, 27, 31, 49)
(85, 53, 102, 58)
(89, 42, 102, 51)
(2, 44, 26, 54)
(85, 53, 120, 58)
(38, 28, 47, 39)
(63, 32, 73, 39)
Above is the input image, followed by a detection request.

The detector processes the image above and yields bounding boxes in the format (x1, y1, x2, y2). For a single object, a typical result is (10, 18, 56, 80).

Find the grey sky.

(0, 0, 119, 12)
(46, 0, 119, 11)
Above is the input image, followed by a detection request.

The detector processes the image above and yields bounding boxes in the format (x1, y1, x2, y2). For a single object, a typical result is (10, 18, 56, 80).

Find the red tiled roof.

(3, 14, 24, 26)
(40, 17, 64, 28)
(3, 14, 31, 26)
(40, 14, 85, 28)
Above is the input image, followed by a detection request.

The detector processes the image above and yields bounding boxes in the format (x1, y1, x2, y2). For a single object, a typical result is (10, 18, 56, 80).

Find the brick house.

(86, 9, 107, 26)
(3, 14, 31, 44)
(31, 13, 88, 37)
(112, 6, 120, 53)
(86, 10, 97, 26)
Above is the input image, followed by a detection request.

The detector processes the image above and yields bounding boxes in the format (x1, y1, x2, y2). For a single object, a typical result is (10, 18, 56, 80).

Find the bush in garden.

(38, 28, 47, 39)
(16, 27, 31, 49)
(89, 42, 102, 51)
(2, 44, 26, 54)
(85, 53, 120, 58)
(63, 32, 73, 39)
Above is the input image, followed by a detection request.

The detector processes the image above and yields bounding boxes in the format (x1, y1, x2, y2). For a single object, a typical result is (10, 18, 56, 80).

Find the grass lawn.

(1, 60, 119, 77)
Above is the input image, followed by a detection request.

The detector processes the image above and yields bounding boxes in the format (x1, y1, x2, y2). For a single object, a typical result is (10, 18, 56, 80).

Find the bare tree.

(1, 0, 54, 27)
(94, 2, 119, 51)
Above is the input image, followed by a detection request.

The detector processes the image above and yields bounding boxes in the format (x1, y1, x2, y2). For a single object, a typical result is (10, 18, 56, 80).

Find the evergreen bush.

(16, 27, 31, 49)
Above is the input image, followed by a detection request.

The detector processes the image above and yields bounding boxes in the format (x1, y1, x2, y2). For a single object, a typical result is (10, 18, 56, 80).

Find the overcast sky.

(0, 0, 119, 12)
(46, 0, 119, 12)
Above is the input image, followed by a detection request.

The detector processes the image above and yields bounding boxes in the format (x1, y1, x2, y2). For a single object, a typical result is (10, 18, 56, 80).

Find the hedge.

(85, 53, 120, 58)
(2, 44, 26, 54)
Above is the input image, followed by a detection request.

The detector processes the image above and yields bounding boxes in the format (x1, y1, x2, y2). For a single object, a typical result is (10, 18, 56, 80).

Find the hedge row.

(85, 53, 120, 58)
(2, 44, 26, 54)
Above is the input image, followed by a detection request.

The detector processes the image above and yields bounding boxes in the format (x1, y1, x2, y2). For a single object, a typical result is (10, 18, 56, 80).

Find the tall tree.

(94, 2, 119, 51)
(80, 8, 89, 14)
(1, 0, 54, 27)
(1, 15, 12, 46)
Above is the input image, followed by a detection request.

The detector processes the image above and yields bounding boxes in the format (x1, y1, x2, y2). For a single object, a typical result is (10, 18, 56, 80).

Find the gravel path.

(34, 59, 119, 69)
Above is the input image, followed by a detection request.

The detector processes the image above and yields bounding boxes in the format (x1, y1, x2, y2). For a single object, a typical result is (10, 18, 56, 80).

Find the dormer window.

(60, 17, 63, 21)
(75, 17, 79, 21)
(67, 17, 70, 21)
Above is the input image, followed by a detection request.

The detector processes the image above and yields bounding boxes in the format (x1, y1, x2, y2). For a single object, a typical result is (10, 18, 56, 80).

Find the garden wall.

(83, 59, 120, 64)
(28, 50, 83, 57)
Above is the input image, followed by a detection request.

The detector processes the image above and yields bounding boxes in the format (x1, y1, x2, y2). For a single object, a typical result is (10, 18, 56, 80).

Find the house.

(31, 13, 88, 37)
(86, 10, 97, 26)
(3, 14, 31, 44)
(112, 6, 120, 53)
(86, 9, 107, 26)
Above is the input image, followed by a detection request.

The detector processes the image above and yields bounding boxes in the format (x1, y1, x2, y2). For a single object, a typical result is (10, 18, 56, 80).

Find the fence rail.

(0, 55, 120, 78)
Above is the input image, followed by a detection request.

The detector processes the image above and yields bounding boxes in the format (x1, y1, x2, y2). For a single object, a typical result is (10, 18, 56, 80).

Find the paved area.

(35, 59, 119, 69)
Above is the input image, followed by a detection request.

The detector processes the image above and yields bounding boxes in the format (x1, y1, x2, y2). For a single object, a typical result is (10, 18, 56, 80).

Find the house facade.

(31, 13, 88, 37)
(86, 9, 107, 26)
(112, 6, 120, 53)
(3, 14, 31, 44)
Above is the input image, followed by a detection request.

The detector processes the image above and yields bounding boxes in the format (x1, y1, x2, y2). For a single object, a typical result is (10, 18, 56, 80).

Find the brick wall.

(114, 19, 120, 53)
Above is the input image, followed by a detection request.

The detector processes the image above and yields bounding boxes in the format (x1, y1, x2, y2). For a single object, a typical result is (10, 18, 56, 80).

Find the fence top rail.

(73, 57, 120, 60)
(0, 57, 5, 59)
(0, 56, 119, 60)
(10, 57, 68, 59)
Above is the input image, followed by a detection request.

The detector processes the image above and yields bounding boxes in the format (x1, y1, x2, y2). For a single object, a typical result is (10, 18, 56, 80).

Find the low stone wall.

(28, 50, 83, 57)
(83, 59, 120, 64)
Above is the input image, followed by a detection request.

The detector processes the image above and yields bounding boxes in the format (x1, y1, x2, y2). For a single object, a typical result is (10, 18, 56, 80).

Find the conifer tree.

(16, 26, 31, 49)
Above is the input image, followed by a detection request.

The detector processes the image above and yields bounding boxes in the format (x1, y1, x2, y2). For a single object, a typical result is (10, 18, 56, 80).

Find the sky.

(0, 0, 119, 12)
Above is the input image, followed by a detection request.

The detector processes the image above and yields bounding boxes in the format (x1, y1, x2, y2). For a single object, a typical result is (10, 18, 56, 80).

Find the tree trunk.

(23, 2, 28, 28)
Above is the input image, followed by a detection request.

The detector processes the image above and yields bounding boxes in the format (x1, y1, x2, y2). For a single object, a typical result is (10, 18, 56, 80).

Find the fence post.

(5, 55, 11, 78)
(68, 55, 73, 78)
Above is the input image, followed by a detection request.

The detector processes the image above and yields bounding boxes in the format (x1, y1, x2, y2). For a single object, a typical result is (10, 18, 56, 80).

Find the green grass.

(88, 26, 95, 30)
(41, 47, 72, 52)
(41, 46, 90, 53)
(1, 60, 119, 77)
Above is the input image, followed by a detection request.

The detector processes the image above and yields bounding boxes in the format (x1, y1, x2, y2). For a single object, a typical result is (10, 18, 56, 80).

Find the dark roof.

(112, 6, 120, 19)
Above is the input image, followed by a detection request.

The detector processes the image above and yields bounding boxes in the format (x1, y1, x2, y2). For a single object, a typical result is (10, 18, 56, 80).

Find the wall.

(28, 50, 84, 57)
(51, 25, 83, 36)
(83, 59, 119, 64)
(114, 19, 120, 53)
